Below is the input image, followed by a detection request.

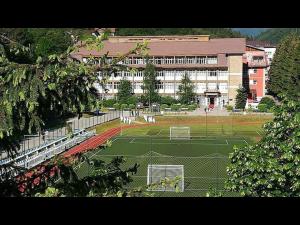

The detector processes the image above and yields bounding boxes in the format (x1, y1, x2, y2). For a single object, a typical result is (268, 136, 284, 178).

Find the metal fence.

(0, 110, 121, 177)
(74, 151, 237, 197)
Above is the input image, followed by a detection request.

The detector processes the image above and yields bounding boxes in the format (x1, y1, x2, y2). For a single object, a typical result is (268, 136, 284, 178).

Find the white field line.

(256, 131, 262, 136)
(244, 139, 249, 145)
(129, 138, 135, 143)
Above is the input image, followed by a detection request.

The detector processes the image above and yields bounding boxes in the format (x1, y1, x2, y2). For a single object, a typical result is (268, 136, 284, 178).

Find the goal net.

(147, 165, 184, 192)
(170, 127, 190, 140)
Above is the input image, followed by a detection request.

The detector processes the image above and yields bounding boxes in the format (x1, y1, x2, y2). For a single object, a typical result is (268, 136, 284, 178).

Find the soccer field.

(74, 115, 270, 197)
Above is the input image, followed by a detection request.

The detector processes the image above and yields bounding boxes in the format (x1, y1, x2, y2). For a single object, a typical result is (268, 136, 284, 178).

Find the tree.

(235, 87, 247, 109)
(141, 60, 160, 108)
(226, 96, 300, 197)
(258, 97, 276, 112)
(117, 79, 133, 104)
(115, 28, 243, 38)
(0, 31, 149, 196)
(177, 73, 196, 105)
(267, 33, 300, 101)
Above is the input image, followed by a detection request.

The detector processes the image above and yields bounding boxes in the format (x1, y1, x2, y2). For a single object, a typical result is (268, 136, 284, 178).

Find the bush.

(126, 96, 138, 105)
(171, 104, 180, 111)
(188, 104, 197, 111)
(161, 104, 169, 110)
(258, 103, 268, 112)
(226, 105, 233, 111)
(113, 103, 120, 110)
(160, 96, 177, 106)
(103, 99, 116, 107)
(259, 97, 275, 111)
(128, 104, 135, 109)
(121, 104, 128, 110)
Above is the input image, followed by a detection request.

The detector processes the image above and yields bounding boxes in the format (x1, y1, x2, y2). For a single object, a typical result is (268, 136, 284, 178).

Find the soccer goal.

(147, 165, 184, 192)
(170, 127, 190, 140)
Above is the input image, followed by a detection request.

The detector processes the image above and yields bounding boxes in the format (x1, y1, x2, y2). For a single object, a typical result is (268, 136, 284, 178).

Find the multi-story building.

(72, 35, 245, 107)
(243, 45, 269, 107)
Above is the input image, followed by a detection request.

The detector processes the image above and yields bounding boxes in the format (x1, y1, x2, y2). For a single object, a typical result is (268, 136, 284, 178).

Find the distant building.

(246, 40, 276, 64)
(243, 45, 269, 108)
(72, 35, 246, 107)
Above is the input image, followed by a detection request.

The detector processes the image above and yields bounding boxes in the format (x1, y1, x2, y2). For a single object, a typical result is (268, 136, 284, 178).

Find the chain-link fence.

(74, 150, 236, 197)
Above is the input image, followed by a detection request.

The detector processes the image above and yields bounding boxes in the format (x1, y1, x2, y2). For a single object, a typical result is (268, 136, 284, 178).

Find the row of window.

(84, 56, 218, 65)
(98, 70, 229, 79)
(102, 82, 228, 90)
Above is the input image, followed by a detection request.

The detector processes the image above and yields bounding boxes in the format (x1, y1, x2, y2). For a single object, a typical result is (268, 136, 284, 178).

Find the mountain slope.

(233, 28, 268, 37)
(115, 28, 244, 38)
(256, 28, 300, 44)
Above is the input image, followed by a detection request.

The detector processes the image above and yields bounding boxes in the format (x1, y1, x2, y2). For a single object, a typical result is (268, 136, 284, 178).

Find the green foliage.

(226, 96, 300, 197)
(226, 105, 233, 111)
(267, 34, 300, 101)
(160, 95, 177, 106)
(126, 96, 138, 105)
(117, 79, 133, 103)
(259, 97, 275, 109)
(115, 28, 243, 38)
(235, 87, 247, 109)
(113, 103, 120, 110)
(256, 28, 300, 44)
(206, 188, 223, 197)
(128, 104, 135, 109)
(171, 104, 180, 111)
(188, 104, 197, 111)
(177, 73, 196, 105)
(161, 104, 169, 110)
(141, 60, 160, 106)
(121, 103, 128, 110)
(258, 103, 268, 112)
(0, 31, 148, 170)
(102, 99, 116, 107)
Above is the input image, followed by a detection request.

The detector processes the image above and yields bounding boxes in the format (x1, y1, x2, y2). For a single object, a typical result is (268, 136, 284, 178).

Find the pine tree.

(177, 73, 196, 104)
(141, 60, 160, 108)
(268, 33, 300, 101)
(235, 87, 247, 109)
(117, 79, 133, 104)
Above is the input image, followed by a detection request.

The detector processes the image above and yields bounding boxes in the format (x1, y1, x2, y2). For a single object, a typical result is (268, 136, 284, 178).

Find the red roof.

(72, 36, 246, 58)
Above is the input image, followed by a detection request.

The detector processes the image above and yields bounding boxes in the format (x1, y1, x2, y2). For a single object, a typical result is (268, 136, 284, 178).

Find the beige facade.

(72, 35, 245, 108)
(227, 55, 243, 106)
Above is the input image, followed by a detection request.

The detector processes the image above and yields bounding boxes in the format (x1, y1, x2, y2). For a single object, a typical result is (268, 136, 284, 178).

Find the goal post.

(170, 127, 190, 140)
(147, 165, 184, 192)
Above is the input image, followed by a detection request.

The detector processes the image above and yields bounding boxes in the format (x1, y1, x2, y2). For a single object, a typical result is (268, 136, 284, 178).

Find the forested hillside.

(115, 28, 244, 38)
(256, 28, 300, 44)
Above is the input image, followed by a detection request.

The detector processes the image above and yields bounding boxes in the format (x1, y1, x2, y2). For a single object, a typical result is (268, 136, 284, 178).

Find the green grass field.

(75, 115, 272, 197)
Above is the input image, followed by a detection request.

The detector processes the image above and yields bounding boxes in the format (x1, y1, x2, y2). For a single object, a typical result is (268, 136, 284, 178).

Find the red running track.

(63, 124, 150, 157)
(17, 124, 151, 192)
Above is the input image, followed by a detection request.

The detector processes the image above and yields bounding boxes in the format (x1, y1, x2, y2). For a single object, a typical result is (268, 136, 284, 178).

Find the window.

(253, 69, 257, 73)
(250, 80, 257, 85)
(209, 71, 217, 77)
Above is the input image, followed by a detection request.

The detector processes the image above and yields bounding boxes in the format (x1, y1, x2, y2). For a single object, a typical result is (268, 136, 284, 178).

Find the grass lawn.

(76, 114, 272, 197)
